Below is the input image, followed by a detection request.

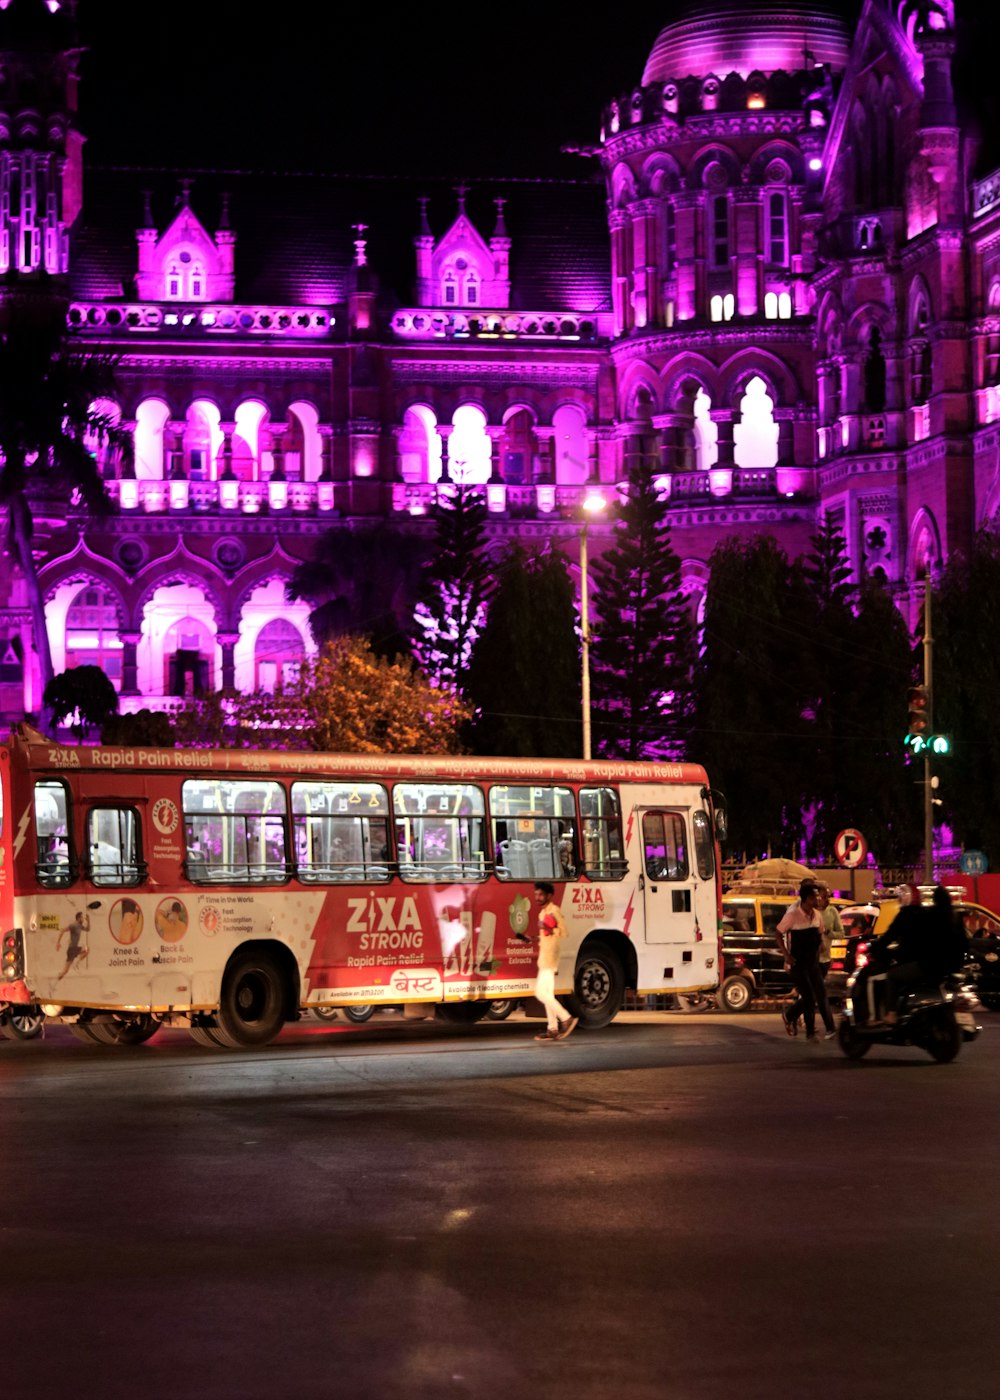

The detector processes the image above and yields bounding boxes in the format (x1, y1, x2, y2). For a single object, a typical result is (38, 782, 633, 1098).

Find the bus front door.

(638, 807, 696, 944)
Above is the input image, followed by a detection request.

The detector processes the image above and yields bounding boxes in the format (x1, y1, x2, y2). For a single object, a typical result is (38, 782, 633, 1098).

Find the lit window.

(777, 292, 792, 319)
(722, 294, 734, 321)
(764, 292, 778, 319)
(768, 193, 787, 265)
(710, 295, 723, 322)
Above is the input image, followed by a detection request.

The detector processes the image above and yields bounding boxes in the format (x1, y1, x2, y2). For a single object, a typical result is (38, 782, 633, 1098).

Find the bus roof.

(6, 726, 710, 788)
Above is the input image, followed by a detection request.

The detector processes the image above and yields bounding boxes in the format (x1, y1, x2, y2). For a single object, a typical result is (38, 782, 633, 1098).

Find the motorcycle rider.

(858, 884, 964, 1027)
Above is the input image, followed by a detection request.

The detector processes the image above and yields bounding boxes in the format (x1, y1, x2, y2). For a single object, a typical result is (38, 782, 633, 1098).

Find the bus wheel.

(189, 1024, 226, 1049)
(213, 950, 287, 1048)
(69, 1021, 102, 1044)
(568, 941, 624, 1029)
(435, 1002, 490, 1024)
(312, 1005, 340, 1022)
(1, 1006, 44, 1040)
(343, 1004, 377, 1024)
(87, 1015, 160, 1046)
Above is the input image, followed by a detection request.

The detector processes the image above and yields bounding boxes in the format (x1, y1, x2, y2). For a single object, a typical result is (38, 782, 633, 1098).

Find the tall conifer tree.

(466, 546, 580, 757)
(412, 484, 495, 690)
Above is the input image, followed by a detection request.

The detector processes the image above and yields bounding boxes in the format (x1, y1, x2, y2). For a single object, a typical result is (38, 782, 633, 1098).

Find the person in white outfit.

(530, 882, 578, 1042)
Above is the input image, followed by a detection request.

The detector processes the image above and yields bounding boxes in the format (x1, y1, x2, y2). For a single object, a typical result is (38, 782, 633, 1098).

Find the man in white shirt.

(776, 880, 836, 1041)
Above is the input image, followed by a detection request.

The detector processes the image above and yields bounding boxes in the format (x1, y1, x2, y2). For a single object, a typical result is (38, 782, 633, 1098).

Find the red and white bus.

(0, 726, 726, 1048)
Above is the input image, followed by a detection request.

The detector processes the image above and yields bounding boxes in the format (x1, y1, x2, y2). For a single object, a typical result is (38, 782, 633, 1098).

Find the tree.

(171, 637, 471, 754)
(43, 665, 119, 741)
(466, 546, 580, 757)
(288, 523, 427, 660)
(691, 535, 812, 859)
(101, 709, 177, 748)
(589, 466, 696, 759)
(411, 483, 495, 690)
(933, 531, 1000, 861)
(798, 516, 918, 864)
(0, 298, 130, 711)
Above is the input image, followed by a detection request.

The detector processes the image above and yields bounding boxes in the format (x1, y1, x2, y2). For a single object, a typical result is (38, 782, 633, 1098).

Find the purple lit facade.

(0, 0, 995, 721)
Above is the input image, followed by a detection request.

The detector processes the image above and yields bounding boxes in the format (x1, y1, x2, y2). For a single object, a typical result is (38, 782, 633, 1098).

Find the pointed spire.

(351, 222, 369, 268)
(218, 192, 231, 230)
(493, 197, 508, 238)
(141, 189, 154, 229)
(455, 183, 468, 217)
(176, 177, 192, 209)
(418, 196, 431, 237)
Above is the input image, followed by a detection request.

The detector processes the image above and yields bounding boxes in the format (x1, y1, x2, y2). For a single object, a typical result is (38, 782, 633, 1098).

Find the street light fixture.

(580, 492, 607, 761)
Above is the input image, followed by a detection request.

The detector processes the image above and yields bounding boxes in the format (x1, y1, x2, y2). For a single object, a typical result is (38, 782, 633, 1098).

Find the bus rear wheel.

(1, 1006, 44, 1040)
(86, 1014, 160, 1046)
(567, 941, 624, 1029)
(189, 1024, 226, 1049)
(435, 1002, 490, 1024)
(213, 950, 287, 1048)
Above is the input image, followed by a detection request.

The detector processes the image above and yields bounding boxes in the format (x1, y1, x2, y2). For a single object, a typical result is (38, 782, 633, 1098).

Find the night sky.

(75, 2, 996, 178)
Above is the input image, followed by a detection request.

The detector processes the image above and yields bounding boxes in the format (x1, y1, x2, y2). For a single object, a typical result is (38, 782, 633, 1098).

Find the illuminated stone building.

(0, 0, 995, 721)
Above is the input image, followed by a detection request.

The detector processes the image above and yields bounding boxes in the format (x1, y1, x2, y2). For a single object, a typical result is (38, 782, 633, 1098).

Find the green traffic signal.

(903, 732, 950, 756)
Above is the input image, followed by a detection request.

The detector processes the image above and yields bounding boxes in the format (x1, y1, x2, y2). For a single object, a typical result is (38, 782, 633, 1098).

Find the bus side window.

(34, 779, 74, 887)
(86, 807, 144, 886)
(489, 785, 577, 881)
(641, 810, 689, 882)
(393, 783, 487, 881)
(579, 787, 627, 880)
(290, 781, 391, 883)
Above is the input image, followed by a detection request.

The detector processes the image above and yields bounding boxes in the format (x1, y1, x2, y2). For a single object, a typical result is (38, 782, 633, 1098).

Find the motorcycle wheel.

(923, 1007, 962, 1063)
(1, 1006, 45, 1040)
(837, 1017, 870, 1059)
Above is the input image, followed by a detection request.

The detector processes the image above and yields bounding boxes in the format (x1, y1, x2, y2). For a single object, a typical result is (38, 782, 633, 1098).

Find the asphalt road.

(1, 1008, 997, 1400)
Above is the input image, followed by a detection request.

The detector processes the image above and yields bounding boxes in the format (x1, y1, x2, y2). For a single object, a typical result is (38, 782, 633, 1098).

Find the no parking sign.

(834, 828, 867, 868)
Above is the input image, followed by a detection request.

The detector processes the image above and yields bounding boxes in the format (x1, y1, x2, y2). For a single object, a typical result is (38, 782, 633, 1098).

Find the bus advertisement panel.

(0, 728, 726, 1049)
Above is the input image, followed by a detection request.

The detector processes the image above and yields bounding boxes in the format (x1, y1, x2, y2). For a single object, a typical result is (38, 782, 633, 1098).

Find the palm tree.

(0, 297, 131, 714)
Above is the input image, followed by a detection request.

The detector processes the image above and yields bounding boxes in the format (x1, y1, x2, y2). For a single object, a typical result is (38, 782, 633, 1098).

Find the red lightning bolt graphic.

(625, 810, 635, 847)
(623, 891, 635, 939)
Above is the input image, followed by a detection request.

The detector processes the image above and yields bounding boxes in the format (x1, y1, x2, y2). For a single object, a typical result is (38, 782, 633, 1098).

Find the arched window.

(443, 271, 457, 306)
(733, 376, 778, 469)
(693, 387, 718, 470)
(398, 406, 442, 484)
(66, 585, 123, 690)
(863, 327, 887, 412)
(255, 619, 305, 693)
(448, 405, 491, 485)
(163, 616, 213, 697)
(502, 409, 537, 484)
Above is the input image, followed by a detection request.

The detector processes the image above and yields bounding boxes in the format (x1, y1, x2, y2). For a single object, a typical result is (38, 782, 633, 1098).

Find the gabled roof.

(70, 166, 612, 317)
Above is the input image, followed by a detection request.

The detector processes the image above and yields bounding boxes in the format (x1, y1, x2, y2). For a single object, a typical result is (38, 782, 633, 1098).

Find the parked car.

(718, 892, 858, 1012)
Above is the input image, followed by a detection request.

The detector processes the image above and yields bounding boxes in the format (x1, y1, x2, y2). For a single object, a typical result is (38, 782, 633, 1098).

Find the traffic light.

(929, 734, 951, 755)
(906, 685, 930, 739)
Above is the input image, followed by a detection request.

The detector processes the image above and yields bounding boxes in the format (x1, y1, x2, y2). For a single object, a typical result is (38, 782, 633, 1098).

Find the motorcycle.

(838, 967, 980, 1063)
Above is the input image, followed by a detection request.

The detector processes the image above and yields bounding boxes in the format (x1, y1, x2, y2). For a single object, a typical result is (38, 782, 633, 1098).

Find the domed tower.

(599, 0, 851, 505)
(0, 0, 82, 295)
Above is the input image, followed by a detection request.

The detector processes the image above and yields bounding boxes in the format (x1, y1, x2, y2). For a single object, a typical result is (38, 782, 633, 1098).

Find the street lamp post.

(579, 493, 607, 762)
